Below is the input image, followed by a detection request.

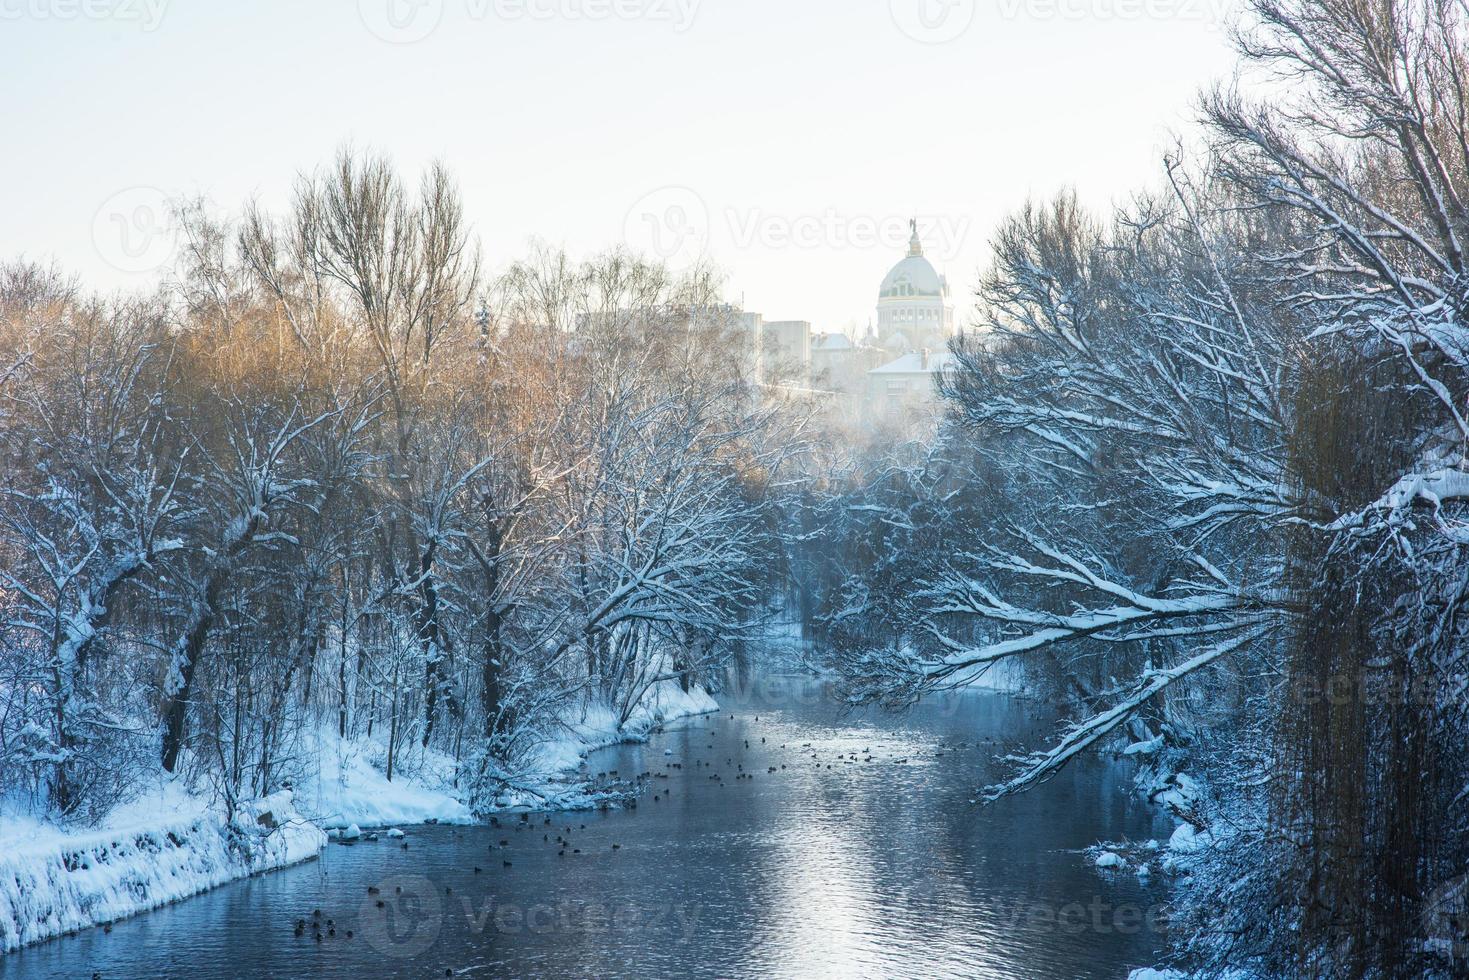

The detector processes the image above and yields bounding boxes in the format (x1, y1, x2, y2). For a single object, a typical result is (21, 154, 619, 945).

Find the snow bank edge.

(0, 791, 324, 954)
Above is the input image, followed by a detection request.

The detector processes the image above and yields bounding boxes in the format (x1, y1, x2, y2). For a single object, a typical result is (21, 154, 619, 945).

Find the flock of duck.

(71, 710, 1006, 978)
(281, 712, 1002, 969)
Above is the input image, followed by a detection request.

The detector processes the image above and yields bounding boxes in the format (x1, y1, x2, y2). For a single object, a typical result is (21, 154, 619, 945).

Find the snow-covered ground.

(295, 678, 719, 824)
(0, 784, 322, 953)
(0, 678, 717, 953)
(533, 680, 718, 776)
(477, 680, 719, 811)
(295, 730, 472, 830)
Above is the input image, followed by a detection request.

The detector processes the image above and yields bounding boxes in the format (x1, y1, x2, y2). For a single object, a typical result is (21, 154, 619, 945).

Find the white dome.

(879, 223, 948, 300)
(879, 254, 946, 300)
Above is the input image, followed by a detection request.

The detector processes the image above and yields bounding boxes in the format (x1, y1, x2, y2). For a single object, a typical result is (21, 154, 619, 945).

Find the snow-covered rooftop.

(870, 350, 953, 375)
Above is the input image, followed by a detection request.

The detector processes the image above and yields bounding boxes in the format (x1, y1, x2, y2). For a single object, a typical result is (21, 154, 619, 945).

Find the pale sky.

(1, 0, 1241, 333)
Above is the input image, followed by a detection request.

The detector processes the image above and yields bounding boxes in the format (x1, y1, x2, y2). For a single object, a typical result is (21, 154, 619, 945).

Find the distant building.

(865, 348, 953, 422)
(875, 221, 955, 355)
(732, 220, 961, 437)
(811, 331, 886, 429)
(736, 310, 766, 389)
(762, 320, 813, 386)
(862, 223, 958, 429)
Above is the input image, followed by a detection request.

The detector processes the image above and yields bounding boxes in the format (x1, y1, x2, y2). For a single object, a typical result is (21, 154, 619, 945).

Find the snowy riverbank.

(0, 785, 323, 953)
(298, 678, 719, 826)
(0, 679, 718, 954)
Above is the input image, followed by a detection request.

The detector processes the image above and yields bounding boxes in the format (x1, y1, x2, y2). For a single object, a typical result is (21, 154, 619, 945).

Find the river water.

(3, 677, 1171, 979)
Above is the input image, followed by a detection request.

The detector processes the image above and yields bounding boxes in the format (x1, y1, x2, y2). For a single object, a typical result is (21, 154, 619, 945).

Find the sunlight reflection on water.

(2, 677, 1170, 980)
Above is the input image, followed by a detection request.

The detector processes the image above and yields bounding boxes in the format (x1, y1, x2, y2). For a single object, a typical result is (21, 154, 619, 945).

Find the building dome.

(873, 220, 956, 357)
(878, 223, 948, 300)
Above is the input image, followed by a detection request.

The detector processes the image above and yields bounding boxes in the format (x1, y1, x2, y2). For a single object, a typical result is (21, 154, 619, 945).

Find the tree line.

(0, 152, 803, 823)
(804, 1, 1469, 975)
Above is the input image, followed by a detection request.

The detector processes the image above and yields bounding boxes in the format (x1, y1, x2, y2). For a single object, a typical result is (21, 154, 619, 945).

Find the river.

(2, 677, 1171, 979)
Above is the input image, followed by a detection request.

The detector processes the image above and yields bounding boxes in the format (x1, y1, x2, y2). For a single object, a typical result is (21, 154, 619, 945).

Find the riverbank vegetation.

(807, 1, 1469, 975)
(0, 156, 805, 831)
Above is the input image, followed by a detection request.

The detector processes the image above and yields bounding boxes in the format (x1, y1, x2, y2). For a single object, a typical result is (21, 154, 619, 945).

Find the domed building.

(876, 220, 955, 353)
(862, 222, 959, 428)
(725, 221, 960, 434)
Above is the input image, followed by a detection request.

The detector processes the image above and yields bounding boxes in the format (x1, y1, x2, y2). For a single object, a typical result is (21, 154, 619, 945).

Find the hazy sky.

(1, 0, 1241, 332)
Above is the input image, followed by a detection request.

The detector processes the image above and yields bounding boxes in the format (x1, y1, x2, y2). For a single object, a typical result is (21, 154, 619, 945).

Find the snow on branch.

(981, 623, 1274, 803)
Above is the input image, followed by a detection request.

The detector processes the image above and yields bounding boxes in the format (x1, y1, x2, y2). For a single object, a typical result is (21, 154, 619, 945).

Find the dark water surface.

(4, 678, 1171, 979)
